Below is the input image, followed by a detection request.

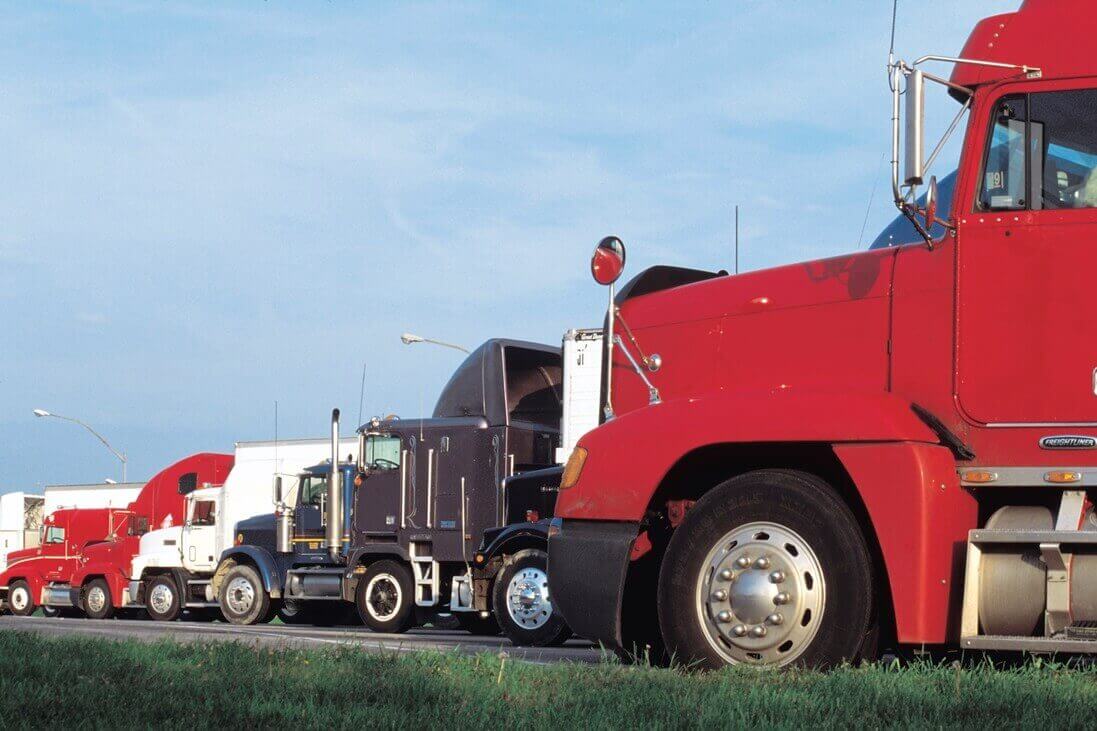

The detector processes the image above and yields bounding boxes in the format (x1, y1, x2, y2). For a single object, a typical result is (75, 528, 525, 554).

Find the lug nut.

(719, 568, 734, 581)
(735, 556, 751, 569)
(712, 589, 728, 601)
(717, 610, 732, 623)
(749, 625, 767, 638)
(732, 624, 747, 637)
(769, 570, 785, 583)
(774, 592, 790, 605)
(766, 613, 784, 626)
(754, 556, 770, 570)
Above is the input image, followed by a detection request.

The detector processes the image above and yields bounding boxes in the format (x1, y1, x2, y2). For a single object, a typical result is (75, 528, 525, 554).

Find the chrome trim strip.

(959, 466, 1097, 487)
(985, 422, 1097, 428)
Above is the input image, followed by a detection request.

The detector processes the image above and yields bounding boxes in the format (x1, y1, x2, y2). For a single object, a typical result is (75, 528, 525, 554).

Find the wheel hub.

(149, 583, 174, 615)
(696, 521, 825, 666)
(506, 567, 552, 630)
(226, 577, 255, 614)
(366, 575, 401, 621)
(86, 586, 106, 614)
(10, 587, 28, 612)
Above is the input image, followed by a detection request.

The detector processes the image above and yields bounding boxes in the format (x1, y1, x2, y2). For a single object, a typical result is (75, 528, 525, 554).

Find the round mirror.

(591, 236, 626, 286)
(923, 175, 938, 230)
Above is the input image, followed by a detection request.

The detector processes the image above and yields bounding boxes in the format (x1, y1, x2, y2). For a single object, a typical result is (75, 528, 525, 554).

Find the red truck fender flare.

(557, 389, 939, 522)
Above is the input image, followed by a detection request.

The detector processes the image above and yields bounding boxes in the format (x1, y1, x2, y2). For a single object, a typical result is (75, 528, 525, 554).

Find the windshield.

(44, 526, 65, 544)
(364, 436, 401, 471)
(869, 170, 956, 249)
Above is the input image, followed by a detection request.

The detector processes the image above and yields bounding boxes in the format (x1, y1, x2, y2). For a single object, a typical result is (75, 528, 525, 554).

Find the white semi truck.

(128, 437, 357, 621)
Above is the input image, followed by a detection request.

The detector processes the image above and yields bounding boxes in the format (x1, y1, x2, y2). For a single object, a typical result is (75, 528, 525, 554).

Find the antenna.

(274, 400, 279, 468)
(858, 153, 886, 248)
(734, 204, 740, 274)
(356, 361, 367, 429)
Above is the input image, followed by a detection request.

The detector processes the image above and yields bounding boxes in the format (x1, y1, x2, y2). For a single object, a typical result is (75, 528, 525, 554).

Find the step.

(968, 529, 1097, 545)
(962, 631, 1097, 654)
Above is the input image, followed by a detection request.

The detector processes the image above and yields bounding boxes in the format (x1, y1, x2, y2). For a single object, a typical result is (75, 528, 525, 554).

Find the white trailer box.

(0, 492, 45, 570)
(44, 482, 143, 515)
(556, 328, 604, 464)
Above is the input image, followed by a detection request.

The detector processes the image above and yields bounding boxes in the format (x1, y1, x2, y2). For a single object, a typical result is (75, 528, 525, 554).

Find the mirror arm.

(898, 201, 935, 250)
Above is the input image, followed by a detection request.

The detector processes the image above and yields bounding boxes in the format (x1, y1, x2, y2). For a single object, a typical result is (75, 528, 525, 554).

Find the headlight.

(560, 447, 588, 489)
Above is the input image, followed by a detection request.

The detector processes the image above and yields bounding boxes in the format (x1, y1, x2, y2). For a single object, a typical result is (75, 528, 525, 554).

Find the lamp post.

(33, 409, 127, 482)
(400, 332, 471, 354)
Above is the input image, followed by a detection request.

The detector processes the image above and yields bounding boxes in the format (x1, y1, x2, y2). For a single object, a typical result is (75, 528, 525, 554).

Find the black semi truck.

(212, 338, 579, 646)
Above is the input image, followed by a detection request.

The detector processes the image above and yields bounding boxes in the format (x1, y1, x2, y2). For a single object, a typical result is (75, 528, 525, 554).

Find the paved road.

(0, 615, 603, 664)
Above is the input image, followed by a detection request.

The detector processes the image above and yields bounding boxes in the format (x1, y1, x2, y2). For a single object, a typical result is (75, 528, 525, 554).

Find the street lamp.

(33, 409, 128, 482)
(400, 332, 470, 354)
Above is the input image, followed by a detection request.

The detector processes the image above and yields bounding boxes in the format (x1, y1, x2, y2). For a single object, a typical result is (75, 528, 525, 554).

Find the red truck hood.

(609, 247, 899, 416)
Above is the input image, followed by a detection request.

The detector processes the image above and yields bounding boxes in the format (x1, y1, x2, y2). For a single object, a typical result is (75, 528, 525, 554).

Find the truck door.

(294, 472, 329, 555)
(182, 496, 218, 572)
(958, 82, 1097, 425)
(355, 434, 404, 535)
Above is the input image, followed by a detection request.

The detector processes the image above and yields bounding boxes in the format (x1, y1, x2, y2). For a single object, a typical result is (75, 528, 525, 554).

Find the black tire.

(492, 549, 572, 647)
(218, 564, 273, 626)
(658, 469, 874, 670)
(455, 611, 501, 636)
(8, 580, 35, 617)
(82, 578, 115, 620)
(145, 575, 182, 622)
(355, 560, 414, 633)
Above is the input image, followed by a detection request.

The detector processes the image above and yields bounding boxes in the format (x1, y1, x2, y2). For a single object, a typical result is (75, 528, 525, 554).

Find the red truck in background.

(1, 508, 121, 617)
(550, 0, 1097, 668)
(0, 453, 233, 618)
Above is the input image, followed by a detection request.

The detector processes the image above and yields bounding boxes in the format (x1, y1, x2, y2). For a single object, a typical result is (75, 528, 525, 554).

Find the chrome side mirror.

(272, 475, 283, 505)
(923, 175, 938, 229)
(904, 69, 925, 187)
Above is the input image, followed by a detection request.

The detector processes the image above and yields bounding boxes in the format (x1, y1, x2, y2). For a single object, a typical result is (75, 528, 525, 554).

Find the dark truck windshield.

(869, 170, 956, 249)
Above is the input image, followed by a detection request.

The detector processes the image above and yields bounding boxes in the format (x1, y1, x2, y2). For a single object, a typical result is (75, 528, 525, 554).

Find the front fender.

(557, 389, 938, 521)
(217, 546, 283, 596)
(476, 520, 550, 564)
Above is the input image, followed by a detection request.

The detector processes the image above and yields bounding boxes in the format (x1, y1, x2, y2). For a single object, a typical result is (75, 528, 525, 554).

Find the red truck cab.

(549, 0, 1097, 668)
(1, 508, 120, 616)
(0, 453, 233, 618)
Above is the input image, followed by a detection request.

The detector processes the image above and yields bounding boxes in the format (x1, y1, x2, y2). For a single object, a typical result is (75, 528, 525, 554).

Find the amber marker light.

(1045, 471, 1082, 484)
(560, 447, 588, 489)
(960, 470, 998, 484)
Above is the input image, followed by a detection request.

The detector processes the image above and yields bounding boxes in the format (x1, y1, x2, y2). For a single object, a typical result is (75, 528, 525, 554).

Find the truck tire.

(455, 611, 500, 636)
(218, 564, 273, 625)
(356, 560, 414, 633)
(146, 575, 182, 622)
(83, 579, 115, 620)
(8, 580, 35, 617)
(492, 548, 571, 647)
(657, 469, 874, 669)
(278, 600, 315, 625)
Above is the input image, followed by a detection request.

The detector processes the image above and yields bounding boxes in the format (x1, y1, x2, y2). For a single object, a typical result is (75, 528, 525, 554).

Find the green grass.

(3, 632, 1097, 729)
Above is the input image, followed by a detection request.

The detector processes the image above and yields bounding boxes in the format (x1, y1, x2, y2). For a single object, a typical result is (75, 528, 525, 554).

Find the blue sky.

(0, 0, 1016, 491)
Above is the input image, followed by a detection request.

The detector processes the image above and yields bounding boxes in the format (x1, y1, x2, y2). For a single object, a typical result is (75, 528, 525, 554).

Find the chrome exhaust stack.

(327, 408, 343, 560)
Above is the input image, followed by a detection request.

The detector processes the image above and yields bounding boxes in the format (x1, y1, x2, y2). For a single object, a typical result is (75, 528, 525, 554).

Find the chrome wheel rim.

(695, 521, 825, 666)
(86, 586, 107, 614)
(365, 574, 401, 622)
(506, 567, 552, 630)
(149, 583, 175, 615)
(10, 586, 28, 612)
(226, 576, 256, 615)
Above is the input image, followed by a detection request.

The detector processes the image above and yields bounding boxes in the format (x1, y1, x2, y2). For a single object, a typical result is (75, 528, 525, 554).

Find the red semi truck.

(0, 453, 233, 618)
(549, 0, 1097, 668)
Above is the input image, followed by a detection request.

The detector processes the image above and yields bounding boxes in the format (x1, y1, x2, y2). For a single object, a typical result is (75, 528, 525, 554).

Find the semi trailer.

(549, 0, 1097, 668)
(129, 438, 357, 621)
(216, 337, 592, 645)
(0, 453, 233, 617)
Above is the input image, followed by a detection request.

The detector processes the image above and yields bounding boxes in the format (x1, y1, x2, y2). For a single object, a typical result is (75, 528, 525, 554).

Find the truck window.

(364, 436, 401, 470)
(979, 89, 1097, 211)
(44, 526, 65, 544)
(504, 346, 562, 428)
(191, 500, 216, 526)
(300, 476, 328, 507)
